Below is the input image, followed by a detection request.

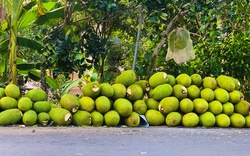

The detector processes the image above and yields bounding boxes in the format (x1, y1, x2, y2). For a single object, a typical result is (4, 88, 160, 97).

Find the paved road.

(0, 126, 249, 156)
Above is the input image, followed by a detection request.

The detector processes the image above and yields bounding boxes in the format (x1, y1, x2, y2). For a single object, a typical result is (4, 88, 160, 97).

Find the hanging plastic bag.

(166, 27, 195, 64)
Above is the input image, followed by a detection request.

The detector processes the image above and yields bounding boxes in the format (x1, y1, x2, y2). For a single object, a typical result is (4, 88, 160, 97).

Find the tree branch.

(147, 9, 190, 78)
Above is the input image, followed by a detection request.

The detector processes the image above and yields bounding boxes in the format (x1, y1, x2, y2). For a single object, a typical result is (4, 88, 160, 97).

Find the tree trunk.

(40, 65, 48, 100)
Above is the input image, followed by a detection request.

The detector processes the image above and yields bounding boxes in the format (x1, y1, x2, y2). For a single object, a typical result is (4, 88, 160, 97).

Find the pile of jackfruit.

(0, 70, 249, 128)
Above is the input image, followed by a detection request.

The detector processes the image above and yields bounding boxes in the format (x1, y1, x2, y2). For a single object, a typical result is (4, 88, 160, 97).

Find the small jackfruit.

(37, 112, 50, 126)
(113, 98, 133, 117)
(176, 73, 192, 87)
(199, 112, 216, 127)
(82, 82, 100, 98)
(191, 73, 202, 87)
(187, 85, 200, 100)
(158, 96, 179, 115)
(91, 111, 104, 126)
(95, 96, 111, 114)
(0, 108, 22, 125)
(146, 98, 159, 110)
(214, 88, 229, 103)
(203, 77, 217, 90)
(165, 112, 182, 127)
(148, 72, 168, 88)
(193, 98, 208, 114)
(126, 84, 143, 101)
(167, 75, 176, 86)
(133, 100, 147, 115)
(79, 96, 95, 112)
(234, 100, 250, 116)
(125, 112, 140, 127)
(72, 110, 92, 126)
(99, 83, 114, 98)
(230, 113, 245, 128)
(59, 94, 80, 113)
(49, 108, 72, 126)
(0, 96, 18, 110)
(215, 114, 230, 128)
(200, 88, 214, 102)
(0, 88, 5, 98)
(5, 84, 20, 99)
(22, 110, 37, 126)
(33, 101, 52, 113)
(25, 89, 47, 102)
(172, 84, 187, 100)
(179, 98, 194, 113)
(222, 102, 234, 116)
(112, 83, 127, 100)
(229, 90, 241, 104)
(18, 97, 33, 112)
(145, 110, 165, 126)
(134, 80, 150, 93)
(208, 100, 223, 115)
(115, 70, 136, 87)
(182, 112, 199, 127)
(104, 110, 120, 127)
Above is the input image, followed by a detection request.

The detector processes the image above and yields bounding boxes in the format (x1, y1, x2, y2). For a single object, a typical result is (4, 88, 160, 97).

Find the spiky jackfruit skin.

(95, 96, 111, 114)
(22, 110, 37, 126)
(133, 100, 147, 115)
(115, 70, 136, 87)
(25, 89, 47, 102)
(230, 113, 245, 128)
(149, 84, 173, 101)
(182, 112, 199, 127)
(179, 98, 194, 113)
(91, 111, 104, 126)
(0, 108, 22, 126)
(172, 84, 187, 100)
(191, 73, 202, 87)
(125, 112, 140, 127)
(200, 88, 214, 102)
(82, 82, 100, 98)
(215, 114, 230, 128)
(5, 84, 20, 99)
(216, 75, 235, 92)
(126, 84, 143, 101)
(104, 110, 120, 127)
(187, 85, 200, 100)
(165, 112, 182, 127)
(18, 97, 33, 112)
(148, 72, 168, 88)
(193, 98, 208, 114)
(214, 88, 229, 103)
(202, 77, 217, 90)
(229, 90, 241, 104)
(145, 110, 165, 126)
(79, 96, 95, 112)
(59, 94, 79, 113)
(222, 102, 234, 116)
(158, 97, 179, 115)
(146, 98, 159, 110)
(234, 100, 250, 116)
(72, 110, 92, 126)
(49, 108, 72, 126)
(112, 83, 127, 100)
(0, 97, 18, 110)
(208, 100, 223, 115)
(33, 101, 52, 113)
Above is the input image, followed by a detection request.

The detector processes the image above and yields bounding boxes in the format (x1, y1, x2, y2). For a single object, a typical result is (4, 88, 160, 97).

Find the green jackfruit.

(18, 97, 33, 112)
(230, 113, 245, 128)
(115, 70, 136, 87)
(215, 114, 230, 128)
(199, 112, 216, 127)
(208, 100, 223, 115)
(104, 110, 120, 127)
(216, 75, 235, 92)
(72, 110, 92, 126)
(113, 98, 133, 117)
(158, 96, 179, 115)
(193, 98, 208, 114)
(99, 83, 114, 98)
(187, 85, 200, 100)
(179, 98, 194, 113)
(222, 102, 234, 116)
(229, 90, 241, 104)
(149, 84, 173, 101)
(22, 110, 37, 126)
(203, 77, 217, 90)
(172, 84, 187, 100)
(0, 108, 22, 125)
(200, 88, 214, 102)
(33, 101, 52, 113)
(37, 112, 50, 126)
(125, 112, 140, 127)
(245, 115, 250, 128)
(214, 88, 229, 103)
(79, 96, 95, 112)
(133, 100, 147, 115)
(176, 73, 192, 87)
(167, 75, 176, 86)
(165, 112, 182, 127)
(146, 98, 159, 110)
(59, 94, 80, 113)
(112, 83, 127, 100)
(145, 110, 165, 126)
(232, 78, 241, 90)
(5, 84, 20, 99)
(91, 111, 104, 126)
(95, 96, 111, 114)
(134, 80, 150, 93)
(82, 82, 100, 98)
(149, 72, 168, 88)
(126, 84, 143, 101)
(191, 73, 202, 87)
(234, 100, 250, 116)
(0, 88, 5, 98)
(182, 112, 199, 127)
(25, 89, 47, 102)
(49, 108, 72, 126)
(0, 96, 18, 110)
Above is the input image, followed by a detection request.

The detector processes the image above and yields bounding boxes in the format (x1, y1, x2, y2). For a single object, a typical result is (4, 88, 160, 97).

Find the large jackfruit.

(0, 108, 22, 125)
(149, 84, 173, 101)
(104, 110, 120, 127)
(113, 98, 133, 117)
(149, 72, 168, 88)
(172, 84, 188, 100)
(234, 100, 250, 116)
(176, 73, 192, 87)
(22, 110, 38, 126)
(72, 110, 92, 126)
(115, 70, 136, 87)
(59, 94, 80, 113)
(49, 108, 72, 126)
(18, 97, 33, 112)
(112, 83, 127, 100)
(158, 96, 179, 115)
(99, 83, 114, 98)
(82, 82, 100, 98)
(216, 75, 235, 92)
(33, 101, 52, 113)
(126, 84, 143, 101)
(0, 96, 18, 110)
(5, 84, 20, 99)
(125, 111, 140, 127)
(202, 77, 217, 90)
(25, 89, 47, 102)
(145, 110, 165, 126)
